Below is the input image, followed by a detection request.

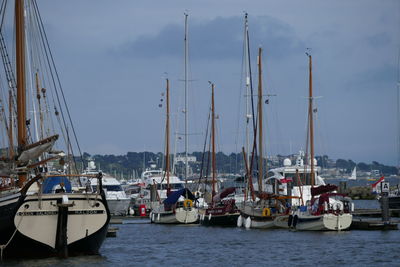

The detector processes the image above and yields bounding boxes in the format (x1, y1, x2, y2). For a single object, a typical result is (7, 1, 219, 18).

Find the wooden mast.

(8, 90, 14, 159)
(166, 78, 171, 195)
(211, 83, 216, 204)
(257, 47, 263, 192)
(307, 54, 315, 186)
(16, 0, 27, 187)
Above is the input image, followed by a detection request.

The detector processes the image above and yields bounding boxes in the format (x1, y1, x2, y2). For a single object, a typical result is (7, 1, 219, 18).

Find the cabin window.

(104, 185, 123, 191)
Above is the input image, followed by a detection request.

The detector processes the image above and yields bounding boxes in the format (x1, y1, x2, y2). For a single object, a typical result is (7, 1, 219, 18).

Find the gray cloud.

(117, 15, 305, 61)
(366, 32, 393, 48)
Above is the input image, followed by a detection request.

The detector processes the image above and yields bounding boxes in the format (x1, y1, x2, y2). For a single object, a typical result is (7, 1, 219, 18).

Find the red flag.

(371, 176, 385, 188)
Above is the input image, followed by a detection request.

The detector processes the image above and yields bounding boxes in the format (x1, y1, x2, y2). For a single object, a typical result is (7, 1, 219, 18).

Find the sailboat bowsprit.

(0, 0, 110, 259)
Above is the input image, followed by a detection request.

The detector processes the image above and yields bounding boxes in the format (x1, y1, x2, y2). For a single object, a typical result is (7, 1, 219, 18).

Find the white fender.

(151, 212, 154, 222)
(350, 203, 354, 212)
(129, 207, 135, 215)
(245, 217, 251, 229)
(157, 213, 160, 221)
(324, 202, 328, 211)
(237, 215, 243, 227)
(208, 213, 212, 221)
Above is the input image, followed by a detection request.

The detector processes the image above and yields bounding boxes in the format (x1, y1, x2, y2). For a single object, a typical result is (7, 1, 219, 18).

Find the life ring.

(183, 199, 193, 208)
(262, 207, 271, 217)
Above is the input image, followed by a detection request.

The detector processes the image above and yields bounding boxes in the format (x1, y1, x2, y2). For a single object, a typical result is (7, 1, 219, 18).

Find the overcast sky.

(30, 0, 400, 165)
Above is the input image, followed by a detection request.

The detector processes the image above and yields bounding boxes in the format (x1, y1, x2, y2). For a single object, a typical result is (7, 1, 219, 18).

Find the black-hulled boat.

(0, 0, 110, 259)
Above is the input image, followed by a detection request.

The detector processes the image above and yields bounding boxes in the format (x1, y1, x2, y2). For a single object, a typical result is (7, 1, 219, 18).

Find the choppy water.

(4, 200, 400, 267)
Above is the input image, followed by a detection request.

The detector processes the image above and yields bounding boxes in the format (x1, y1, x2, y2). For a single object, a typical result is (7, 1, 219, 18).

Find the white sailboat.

(149, 77, 198, 224)
(274, 53, 353, 231)
(348, 167, 357, 180)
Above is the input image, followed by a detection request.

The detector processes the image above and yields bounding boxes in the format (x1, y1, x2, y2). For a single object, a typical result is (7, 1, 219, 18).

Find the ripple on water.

(4, 216, 400, 267)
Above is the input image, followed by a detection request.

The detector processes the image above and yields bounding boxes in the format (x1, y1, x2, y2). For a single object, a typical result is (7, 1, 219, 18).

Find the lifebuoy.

(183, 199, 193, 208)
(262, 207, 271, 217)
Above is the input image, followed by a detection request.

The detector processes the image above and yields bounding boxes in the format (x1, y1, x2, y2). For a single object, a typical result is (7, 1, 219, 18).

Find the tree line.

(78, 152, 398, 179)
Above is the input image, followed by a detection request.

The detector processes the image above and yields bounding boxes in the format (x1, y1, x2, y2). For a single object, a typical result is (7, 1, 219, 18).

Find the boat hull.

(1, 192, 110, 259)
(150, 207, 198, 224)
(107, 198, 130, 216)
(238, 204, 279, 229)
(388, 196, 400, 209)
(199, 211, 239, 226)
(274, 213, 353, 231)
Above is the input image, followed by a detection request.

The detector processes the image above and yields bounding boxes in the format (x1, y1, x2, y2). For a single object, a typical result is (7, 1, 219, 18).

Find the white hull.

(150, 207, 198, 224)
(107, 198, 130, 216)
(238, 203, 279, 229)
(274, 213, 353, 231)
(14, 193, 109, 248)
(247, 218, 275, 229)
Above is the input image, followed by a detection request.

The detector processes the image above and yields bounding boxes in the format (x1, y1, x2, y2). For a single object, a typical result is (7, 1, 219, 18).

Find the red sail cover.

(213, 187, 236, 203)
(311, 184, 337, 197)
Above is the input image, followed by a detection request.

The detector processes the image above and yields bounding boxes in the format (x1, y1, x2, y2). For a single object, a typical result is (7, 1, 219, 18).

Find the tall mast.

(397, 50, 400, 173)
(8, 90, 14, 159)
(257, 47, 263, 192)
(211, 83, 216, 203)
(184, 12, 189, 182)
(166, 79, 171, 195)
(16, 0, 27, 186)
(244, 13, 251, 167)
(307, 53, 315, 186)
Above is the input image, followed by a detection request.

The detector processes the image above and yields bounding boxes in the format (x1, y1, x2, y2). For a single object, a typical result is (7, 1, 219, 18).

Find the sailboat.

(236, 46, 289, 229)
(348, 167, 357, 180)
(198, 83, 240, 226)
(0, 0, 109, 258)
(149, 78, 198, 224)
(274, 53, 353, 231)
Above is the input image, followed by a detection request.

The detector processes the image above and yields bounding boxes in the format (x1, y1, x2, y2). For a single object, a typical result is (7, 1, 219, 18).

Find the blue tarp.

(163, 188, 195, 204)
(42, 176, 72, 193)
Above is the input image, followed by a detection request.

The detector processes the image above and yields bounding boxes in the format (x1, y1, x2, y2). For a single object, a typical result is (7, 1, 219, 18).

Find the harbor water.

(3, 200, 400, 267)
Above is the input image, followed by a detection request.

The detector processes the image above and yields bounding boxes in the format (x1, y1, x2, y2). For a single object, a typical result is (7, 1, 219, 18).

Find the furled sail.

(17, 135, 59, 164)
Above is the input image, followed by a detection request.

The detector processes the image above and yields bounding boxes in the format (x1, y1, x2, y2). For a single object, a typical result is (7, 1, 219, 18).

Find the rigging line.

(234, 31, 245, 175)
(244, 16, 259, 177)
(0, 0, 7, 30)
(32, 0, 82, 169)
(197, 106, 211, 192)
(205, 124, 212, 192)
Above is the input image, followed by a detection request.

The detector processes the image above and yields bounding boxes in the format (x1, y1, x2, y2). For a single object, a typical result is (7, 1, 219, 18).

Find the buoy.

(245, 217, 251, 229)
(129, 207, 134, 215)
(139, 204, 146, 217)
(237, 215, 243, 227)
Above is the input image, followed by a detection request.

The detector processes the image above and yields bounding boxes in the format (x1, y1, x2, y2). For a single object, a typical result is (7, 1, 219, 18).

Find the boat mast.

(244, 13, 251, 167)
(257, 47, 263, 192)
(211, 83, 216, 204)
(8, 90, 14, 159)
(16, 0, 27, 187)
(166, 78, 171, 195)
(307, 53, 315, 186)
(184, 12, 189, 182)
(397, 50, 400, 173)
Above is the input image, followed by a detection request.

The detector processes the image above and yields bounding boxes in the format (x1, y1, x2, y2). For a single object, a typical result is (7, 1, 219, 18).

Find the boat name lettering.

(70, 210, 105, 215)
(17, 211, 58, 216)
